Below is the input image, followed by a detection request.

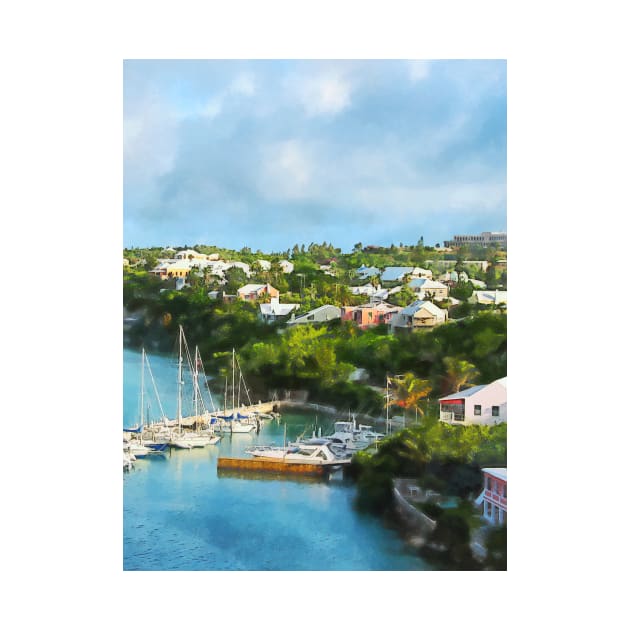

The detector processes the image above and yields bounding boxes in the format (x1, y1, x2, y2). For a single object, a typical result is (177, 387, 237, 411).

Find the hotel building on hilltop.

(444, 231, 507, 249)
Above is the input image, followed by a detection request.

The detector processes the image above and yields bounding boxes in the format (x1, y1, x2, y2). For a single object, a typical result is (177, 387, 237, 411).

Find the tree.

(224, 267, 248, 294)
(353, 242, 363, 253)
(442, 357, 480, 394)
(387, 373, 432, 416)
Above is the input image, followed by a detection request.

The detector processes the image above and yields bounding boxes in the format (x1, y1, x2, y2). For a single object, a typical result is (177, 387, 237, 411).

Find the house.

(174, 249, 207, 261)
(259, 297, 300, 323)
(256, 259, 272, 271)
(150, 259, 192, 279)
(407, 278, 449, 300)
(439, 377, 507, 425)
(469, 278, 487, 289)
(288, 305, 341, 325)
(279, 260, 294, 274)
(319, 264, 336, 276)
(350, 285, 377, 297)
(471, 290, 507, 306)
(237, 283, 279, 301)
(370, 286, 396, 304)
(478, 468, 507, 526)
(123, 258, 129, 266)
(390, 300, 448, 330)
(355, 265, 381, 281)
(341, 303, 401, 329)
(225, 261, 251, 276)
(415, 267, 433, 279)
(381, 266, 416, 283)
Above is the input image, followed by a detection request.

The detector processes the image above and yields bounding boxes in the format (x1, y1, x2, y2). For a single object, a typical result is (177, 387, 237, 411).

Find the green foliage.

(449, 281, 474, 301)
(484, 526, 507, 570)
(388, 286, 416, 307)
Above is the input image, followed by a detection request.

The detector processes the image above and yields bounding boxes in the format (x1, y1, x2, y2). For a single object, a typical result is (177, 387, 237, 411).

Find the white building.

(279, 260, 294, 274)
(390, 300, 448, 330)
(225, 261, 251, 276)
(407, 278, 450, 299)
(471, 290, 507, 306)
(444, 231, 507, 249)
(259, 297, 300, 323)
(288, 304, 341, 325)
(256, 259, 272, 271)
(439, 377, 507, 425)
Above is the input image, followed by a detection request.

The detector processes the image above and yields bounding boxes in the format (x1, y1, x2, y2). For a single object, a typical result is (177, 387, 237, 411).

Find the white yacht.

(246, 439, 351, 466)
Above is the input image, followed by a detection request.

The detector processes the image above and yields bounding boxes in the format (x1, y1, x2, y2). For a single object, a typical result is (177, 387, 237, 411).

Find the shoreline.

(276, 400, 387, 426)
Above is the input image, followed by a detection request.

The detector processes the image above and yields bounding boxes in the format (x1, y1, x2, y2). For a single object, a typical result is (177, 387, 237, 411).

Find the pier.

(217, 456, 331, 476)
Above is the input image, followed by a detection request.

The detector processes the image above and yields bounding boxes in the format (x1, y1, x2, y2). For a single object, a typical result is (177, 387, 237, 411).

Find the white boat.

(215, 349, 258, 433)
(246, 439, 351, 466)
(355, 424, 384, 443)
(167, 328, 222, 446)
(123, 450, 135, 471)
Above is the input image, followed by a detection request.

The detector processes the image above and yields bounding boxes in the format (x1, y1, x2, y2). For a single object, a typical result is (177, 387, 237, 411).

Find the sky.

(124, 59, 506, 252)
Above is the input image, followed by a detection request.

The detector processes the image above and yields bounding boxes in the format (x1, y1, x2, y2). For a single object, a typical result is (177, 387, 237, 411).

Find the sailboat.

(215, 349, 256, 434)
(168, 326, 221, 448)
(123, 348, 165, 458)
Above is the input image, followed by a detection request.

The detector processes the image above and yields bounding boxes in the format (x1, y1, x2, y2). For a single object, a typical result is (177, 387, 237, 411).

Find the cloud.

(408, 60, 430, 82)
(124, 60, 506, 249)
(294, 72, 353, 116)
(230, 73, 255, 96)
(202, 97, 222, 119)
(259, 140, 313, 200)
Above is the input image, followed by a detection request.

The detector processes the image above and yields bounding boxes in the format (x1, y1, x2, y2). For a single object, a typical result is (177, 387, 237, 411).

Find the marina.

(123, 347, 431, 571)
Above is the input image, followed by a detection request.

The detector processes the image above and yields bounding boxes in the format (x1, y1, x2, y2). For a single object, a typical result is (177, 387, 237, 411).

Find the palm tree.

(387, 373, 432, 418)
(442, 357, 480, 394)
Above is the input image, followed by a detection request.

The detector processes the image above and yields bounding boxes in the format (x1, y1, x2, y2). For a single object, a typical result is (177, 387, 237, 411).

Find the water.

(123, 348, 431, 570)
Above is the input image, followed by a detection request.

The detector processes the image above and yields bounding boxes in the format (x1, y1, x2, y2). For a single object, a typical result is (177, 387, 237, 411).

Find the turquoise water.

(123, 348, 431, 571)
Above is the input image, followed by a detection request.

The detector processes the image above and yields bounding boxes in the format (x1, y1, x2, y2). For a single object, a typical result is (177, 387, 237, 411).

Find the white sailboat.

(216, 349, 256, 434)
(169, 327, 221, 448)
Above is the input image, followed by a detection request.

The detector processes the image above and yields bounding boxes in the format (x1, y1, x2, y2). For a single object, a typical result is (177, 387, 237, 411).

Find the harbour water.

(123, 348, 431, 570)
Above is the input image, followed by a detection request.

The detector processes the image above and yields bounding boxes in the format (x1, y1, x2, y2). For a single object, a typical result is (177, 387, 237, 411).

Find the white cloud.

(259, 140, 312, 200)
(230, 73, 255, 96)
(296, 73, 352, 116)
(202, 97, 223, 119)
(409, 60, 430, 82)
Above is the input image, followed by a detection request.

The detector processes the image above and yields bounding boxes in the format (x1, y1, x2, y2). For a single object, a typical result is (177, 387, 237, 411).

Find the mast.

(231, 348, 235, 416)
(386, 374, 390, 435)
(140, 348, 145, 429)
(177, 325, 183, 431)
(193, 346, 199, 420)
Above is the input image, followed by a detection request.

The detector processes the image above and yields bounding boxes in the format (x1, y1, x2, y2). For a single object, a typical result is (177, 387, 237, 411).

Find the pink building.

(340, 303, 400, 329)
(480, 468, 507, 526)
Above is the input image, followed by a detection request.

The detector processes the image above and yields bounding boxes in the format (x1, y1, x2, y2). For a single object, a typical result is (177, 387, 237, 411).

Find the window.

(474, 405, 482, 415)
(503, 485, 507, 499)
(492, 406, 500, 417)
(486, 477, 492, 490)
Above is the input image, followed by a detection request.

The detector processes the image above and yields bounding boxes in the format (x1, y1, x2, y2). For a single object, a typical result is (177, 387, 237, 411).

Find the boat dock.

(217, 456, 335, 476)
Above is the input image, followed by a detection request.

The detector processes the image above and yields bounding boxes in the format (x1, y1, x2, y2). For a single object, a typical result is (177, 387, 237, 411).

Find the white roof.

(238, 283, 266, 294)
(401, 300, 445, 317)
(482, 467, 507, 482)
(474, 290, 507, 304)
(440, 377, 506, 401)
(408, 278, 448, 290)
(351, 285, 376, 295)
(259, 302, 299, 316)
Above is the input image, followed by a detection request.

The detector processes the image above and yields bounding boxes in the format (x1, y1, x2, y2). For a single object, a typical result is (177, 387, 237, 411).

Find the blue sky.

(124, 59, 506, 252)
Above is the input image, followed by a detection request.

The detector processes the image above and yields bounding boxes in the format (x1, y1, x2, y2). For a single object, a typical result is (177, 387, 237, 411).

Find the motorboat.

(245, 439, 351, 466)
